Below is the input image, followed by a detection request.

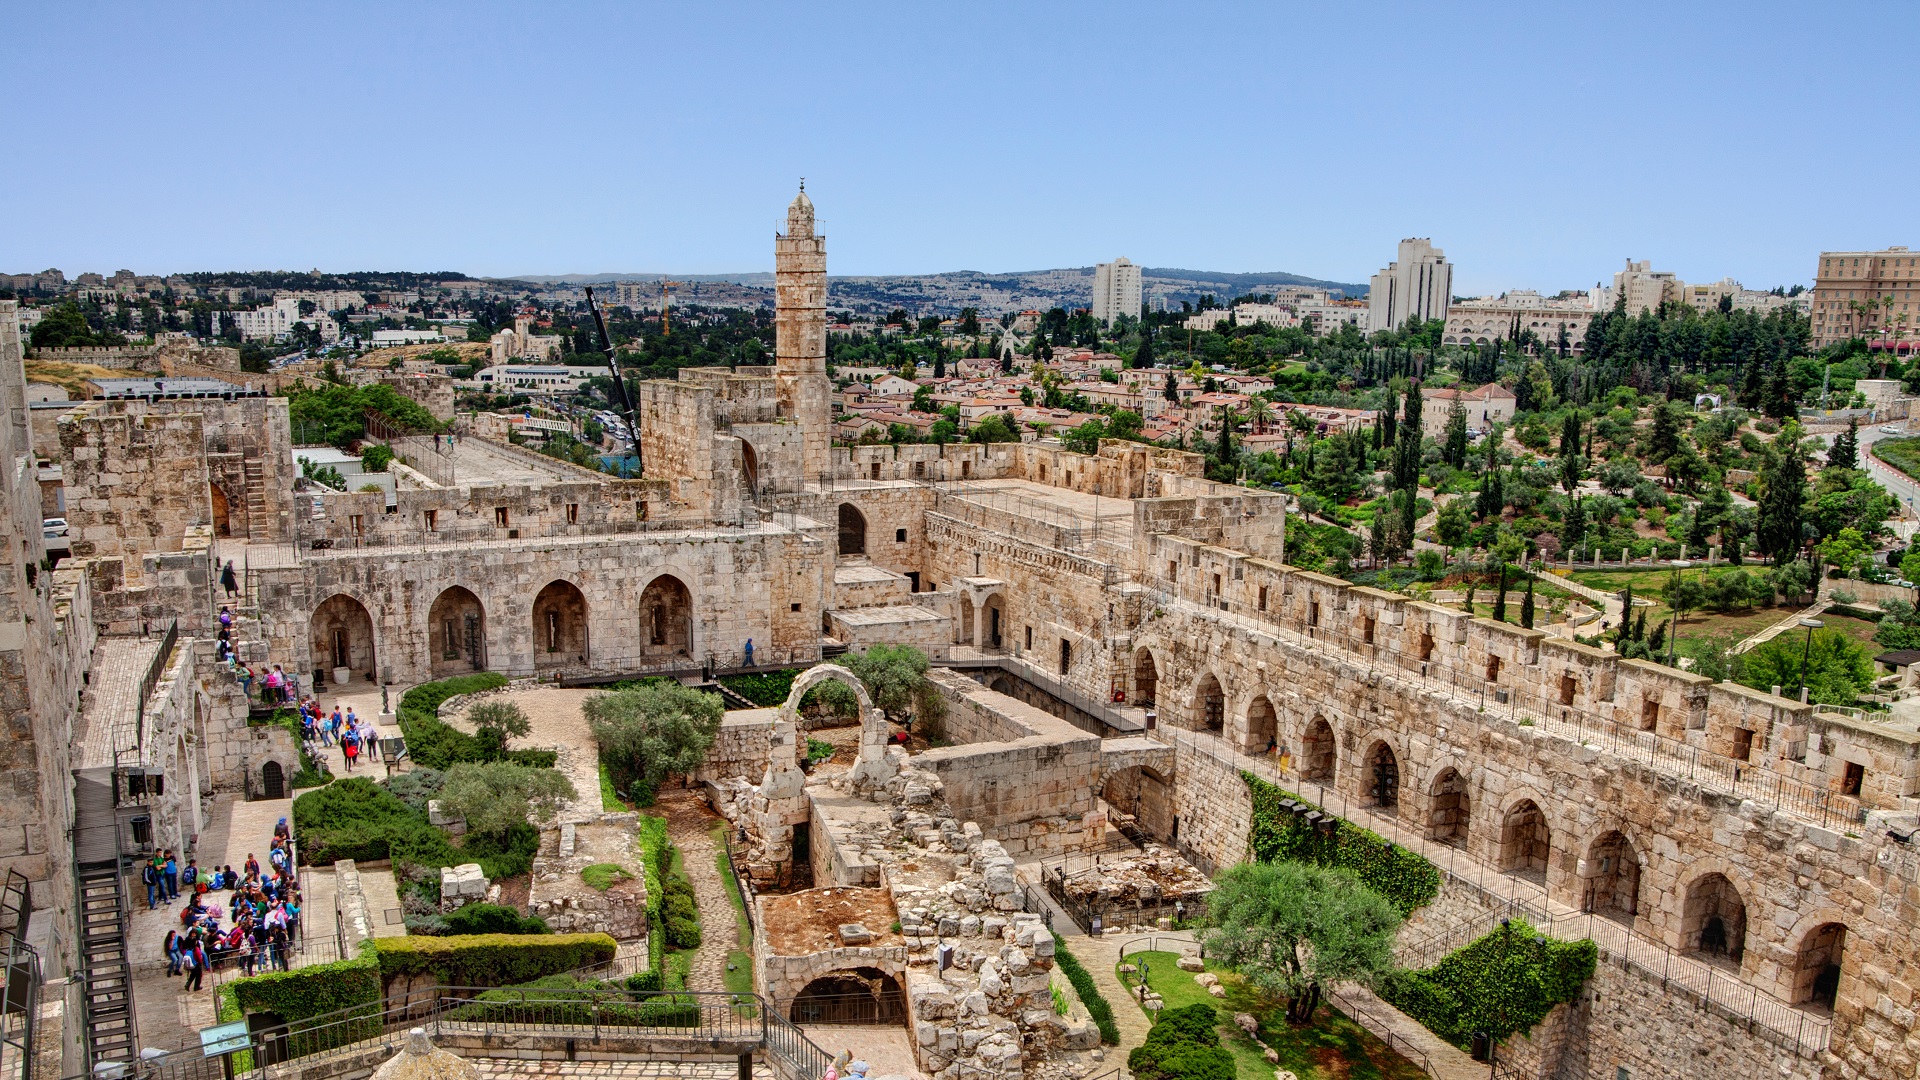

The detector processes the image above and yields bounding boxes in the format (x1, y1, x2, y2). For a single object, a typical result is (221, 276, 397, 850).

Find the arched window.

(837, 504, 867, 556)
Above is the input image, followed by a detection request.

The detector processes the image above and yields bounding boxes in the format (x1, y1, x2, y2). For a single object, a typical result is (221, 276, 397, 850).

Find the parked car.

(41, 517, 67, 538)
(1882, 425, 1903, 434)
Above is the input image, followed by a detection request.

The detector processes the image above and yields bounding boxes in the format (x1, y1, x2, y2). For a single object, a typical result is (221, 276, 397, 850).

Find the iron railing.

(1174, 729, 1835, 1058)
(133, 619, 180, 746)
(783, 991, 908, 1026)
(121, 986, 834, 1080)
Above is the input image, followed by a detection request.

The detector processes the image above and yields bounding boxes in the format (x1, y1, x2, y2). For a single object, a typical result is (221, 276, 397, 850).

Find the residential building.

(1443, 290, 1595, 351)
(1367, 238, 1452, 333)
(1297, 300, 1369, 337)
(1809, 246, 1920, 351)
(370, 328, 446, 347)
(219, 298, 339, 343)
(1090, 258, 1142, 325)
(472, 365, 609, 394)
(1420, 383, 1517, 438)
(1606, 259, 1683, 315)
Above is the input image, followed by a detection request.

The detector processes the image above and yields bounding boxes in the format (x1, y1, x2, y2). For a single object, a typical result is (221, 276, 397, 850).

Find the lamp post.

(1798, 617, 1825, 703)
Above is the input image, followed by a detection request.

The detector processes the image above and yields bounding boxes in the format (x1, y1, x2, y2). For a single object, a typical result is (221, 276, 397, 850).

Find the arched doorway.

(638, 575, 693, 660)
(1681, 873, 1746, 964)
(1301, 718, 1336, 781)
(739, 438, 759, 495)
(427, 586, 487, 679)
(261, 761, 285, 801)
(1242, 695, 1277, 755)
(210, 484, 232, 538)
(1365, 741, 1399, 809)
(982, 594, 1004, 649)
(1132, 649, 1158, 706)
(1059, 638, 1071, 675)
(787, 968, 907, 1026)
(1793, 923, 1847, 1010)
(1101, 766, 1174, 841)
(1194, 673, 1224, 733)
(1499, 800, 1551, 882)
(958, 595, 975, 645)
(837, 504, 866, 556)
(1582, 830, 1641, 921)
(531, 580, 589, 672)
(1427, 768, 1469, 846)
(309, 593, 376, 682)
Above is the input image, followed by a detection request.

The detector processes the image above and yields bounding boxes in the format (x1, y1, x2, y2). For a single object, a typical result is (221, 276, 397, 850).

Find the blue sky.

(6, 2, 1913, 295)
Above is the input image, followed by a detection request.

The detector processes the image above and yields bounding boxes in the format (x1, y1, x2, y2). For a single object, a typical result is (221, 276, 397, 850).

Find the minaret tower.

(775, 183, 830, 484)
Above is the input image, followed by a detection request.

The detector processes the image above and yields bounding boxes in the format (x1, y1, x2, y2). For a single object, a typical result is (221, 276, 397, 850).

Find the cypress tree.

(1829, 418, 1859, 471)
(1756, 434, 1808, 564)
(1443, 401, 1469, 468)
(1492, 564, 1508, 623)
(1521, 576, 1535, 629)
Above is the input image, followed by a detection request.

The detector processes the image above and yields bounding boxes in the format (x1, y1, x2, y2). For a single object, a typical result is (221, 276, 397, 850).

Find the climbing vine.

(1241, 772, 1440, 915)
(1379, 919, 1596, 1048)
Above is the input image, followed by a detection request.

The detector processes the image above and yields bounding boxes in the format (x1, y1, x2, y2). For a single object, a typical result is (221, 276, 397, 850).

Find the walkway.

(1170, 727, 1833, 1056)
(1326, 985, 1483, 1080)
(1059, 933, 1152, 1064)
(658, 790, 735, 992)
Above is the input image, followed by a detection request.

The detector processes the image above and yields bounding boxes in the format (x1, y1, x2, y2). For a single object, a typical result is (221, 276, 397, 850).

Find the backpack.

(182, 866, 196, 885)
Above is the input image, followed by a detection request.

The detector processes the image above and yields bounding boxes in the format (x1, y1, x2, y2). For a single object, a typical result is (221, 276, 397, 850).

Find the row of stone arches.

(1147, 648, 1852, 1010)
(307, 575, 693, 682)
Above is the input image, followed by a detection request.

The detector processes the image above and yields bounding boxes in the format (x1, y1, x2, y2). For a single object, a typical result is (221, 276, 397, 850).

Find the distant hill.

(502, 266, 1367, 316)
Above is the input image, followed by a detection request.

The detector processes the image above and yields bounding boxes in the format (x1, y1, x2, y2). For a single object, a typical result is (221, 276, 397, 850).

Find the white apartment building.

(370, 329, 446, 347)
(1298, 301, 1369, 337)
(220, 298, 339, 342)
(1090, 258, 1142, 325)
(473, 365, 608, 394)
(1368, 239, 1453, 333)
(1443, 290, 1595, 351)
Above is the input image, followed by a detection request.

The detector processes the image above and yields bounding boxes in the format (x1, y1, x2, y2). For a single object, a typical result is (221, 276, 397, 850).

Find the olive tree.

(467, 700, 532, 758)
(584, 682, 724, 802)
(1201, 860, 1400, 1024)
(439, 762, 576, 839)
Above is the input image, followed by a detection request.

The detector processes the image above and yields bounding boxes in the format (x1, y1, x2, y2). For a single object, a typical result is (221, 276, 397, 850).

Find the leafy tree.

(466, 700, 532, 759)
(28, 303, 106, 348)
(1767, 560, 1816, 605)
(846, 644, 946, 728)
(1442, 401, 1469, 468)
(1660, 571, 1708, 661)
(584, 682, 725, 800)
(1829, 418, 1859, 471)
(966, 414, 1021, 443)
(1561, 497, 1588, 553)
(1491, 563, 1509, 623)
(1475, 471, 1504, 521)
(1164, 371, 1180, 404)
(1806, 469, 1895, 542)
(1815, 526, 1872, 575)
(1202, 860, 1400, 1025)
(1755, 429, 1809, 563)
(1598, 459, 1641, 496)
(239, 341, 272, 373)
(438, 762, 576, 839)
(1435, 498, 1472, 552)
(1738, 629, 1874, 706)
(359, 444, 394, 473)
(1643, 402, 1683, 462)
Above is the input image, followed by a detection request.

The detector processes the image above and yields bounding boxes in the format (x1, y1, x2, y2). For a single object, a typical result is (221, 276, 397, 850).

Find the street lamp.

(1798, 617, 1825, 703)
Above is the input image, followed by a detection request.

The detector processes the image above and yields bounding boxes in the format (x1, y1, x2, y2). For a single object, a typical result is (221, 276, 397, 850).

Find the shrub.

(1128, 1004, 1234, 1080)
(1379, 919, 1595, 1049)
(438, 761, 575, 838)
(718, 668, 801, 707)
(1050, 932, 1117, 1044)
(443, 975, 701, 1027)
(1241, 773, 1439, 915)
(295, 777, 540, 881)
(662, 876, 702, 949)
(442, 903, 550, 936)
(396, 673, 510, 769)
(581, 863, 632, 892)
(382, 767, 444, 815)
(371, 933, 615, 988)
(586, 683, 724, 796)
(228, 953, 381, 1025)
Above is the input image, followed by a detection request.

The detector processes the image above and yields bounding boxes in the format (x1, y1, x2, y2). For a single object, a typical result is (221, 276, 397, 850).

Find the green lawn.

(1118, 950, 1423, 1080)
(712, 823, 756, 998)
(1873, 436, 1920, 481)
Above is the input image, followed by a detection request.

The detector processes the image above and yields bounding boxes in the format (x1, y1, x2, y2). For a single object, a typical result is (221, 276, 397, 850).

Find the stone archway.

(981, 593, 1005, 650)
(1241, 695, 1277, 755)
(1427, 767, 1469, 846)
(1193, 672, 1225, 733)
(1132, 648, 1158, 706)
(427, 586, 486, 678)
(782, 664, 889, 788)
(1792, 922, 1847, 1009)
(1101, 765, 1174, 841)
(1581, 830, 1641, 921)
(638, 574, 693, 661)
(787, 968, 908, 1026)
(1681, 872, 1747, 964)
(531, 579, 589, 671)
(309, 593, 376, 682)
(739, 438, 760, 495)
(1301, 718, 1336, 781)
(1364, 740, 1400, 809)
(1499, 799, 1552, 882)
(838, 503, 867, 556)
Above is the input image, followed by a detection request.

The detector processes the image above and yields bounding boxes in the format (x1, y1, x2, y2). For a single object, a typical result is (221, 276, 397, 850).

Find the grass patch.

(724, 949, 754, 996)
(1874, 436, 1920, 481)
(711, 823, 755, 997)
(580, 863, 631, 892)
(663, 949, 691, 990)
(599, 759, 627, 812)
(1120, 950, 1422, 1080)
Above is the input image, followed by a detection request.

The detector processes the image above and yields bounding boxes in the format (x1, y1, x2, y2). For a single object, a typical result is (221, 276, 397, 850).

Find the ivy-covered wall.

(1241, 772, 1440, 915)
(1379, 919, 1596, 1048)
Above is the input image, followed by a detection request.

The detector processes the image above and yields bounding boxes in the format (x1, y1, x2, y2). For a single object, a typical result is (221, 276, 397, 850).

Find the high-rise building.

(1809, 246, 1920, 351)
(775, 185, 831, 483)
(1605, 259, 1682, 315)
(1090, 258, 1142, 325)
(1367, 239, 1452, 333)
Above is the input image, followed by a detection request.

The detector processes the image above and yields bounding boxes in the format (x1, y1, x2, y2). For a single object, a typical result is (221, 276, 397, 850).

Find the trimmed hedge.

(442, 902, 550, 936)
(1127, 1003, 1233, 1080)
(1379, 919, 1596, 1048)
(371, 932, 616, 987)
(229, 953, 381, 1024)
(1051, 931, 1118, 1045)
(1242, 772, 1440, 915)
(397, 674, 556, 770)
(293, 777, 540, 881)
(444, 974, 701, 1027)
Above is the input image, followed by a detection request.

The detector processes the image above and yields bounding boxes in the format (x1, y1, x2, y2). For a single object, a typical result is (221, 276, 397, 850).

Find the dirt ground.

(762, 887, 901, 956)
(444, 686, 602, 818)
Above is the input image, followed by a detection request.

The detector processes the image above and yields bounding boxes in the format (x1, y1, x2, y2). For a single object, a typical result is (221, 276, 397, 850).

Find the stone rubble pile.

(1056, 843, 1212, 905)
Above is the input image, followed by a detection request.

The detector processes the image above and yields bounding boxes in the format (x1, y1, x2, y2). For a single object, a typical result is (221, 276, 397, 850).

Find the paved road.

(1854, 424, 1920, 541)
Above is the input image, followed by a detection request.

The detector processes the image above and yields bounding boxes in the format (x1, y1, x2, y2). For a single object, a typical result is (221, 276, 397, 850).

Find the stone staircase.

(242, 458, 273, 540)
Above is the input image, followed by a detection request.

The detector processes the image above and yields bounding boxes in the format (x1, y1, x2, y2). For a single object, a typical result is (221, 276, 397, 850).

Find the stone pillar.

(775, 187, 831, 484)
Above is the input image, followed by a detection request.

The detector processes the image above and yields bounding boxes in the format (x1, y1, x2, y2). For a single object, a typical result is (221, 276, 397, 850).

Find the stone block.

(838, 923, 873, 945)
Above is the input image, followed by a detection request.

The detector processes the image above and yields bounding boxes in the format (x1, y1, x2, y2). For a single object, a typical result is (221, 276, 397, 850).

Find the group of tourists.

(159, 818, 303, 990)
(296, 699, 380, 771)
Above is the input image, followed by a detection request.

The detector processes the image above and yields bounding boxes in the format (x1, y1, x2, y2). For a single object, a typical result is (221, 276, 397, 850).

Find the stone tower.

(775, 185, 831, 484)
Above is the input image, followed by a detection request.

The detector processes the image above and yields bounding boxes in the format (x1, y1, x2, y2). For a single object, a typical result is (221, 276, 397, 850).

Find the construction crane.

(660, 280, 685, 335)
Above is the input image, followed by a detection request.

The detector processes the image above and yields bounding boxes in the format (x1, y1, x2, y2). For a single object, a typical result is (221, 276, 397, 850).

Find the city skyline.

(6, 2, 1915, 295)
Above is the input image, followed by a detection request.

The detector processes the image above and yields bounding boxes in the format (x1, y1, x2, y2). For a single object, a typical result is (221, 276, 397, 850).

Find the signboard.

(199, 1020, 249, 1057)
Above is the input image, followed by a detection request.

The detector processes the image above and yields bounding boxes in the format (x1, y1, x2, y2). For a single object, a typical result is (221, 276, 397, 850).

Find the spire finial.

(799, 177, 805, 192)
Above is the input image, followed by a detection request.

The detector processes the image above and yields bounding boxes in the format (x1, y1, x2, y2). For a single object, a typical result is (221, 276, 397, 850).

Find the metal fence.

(1174, 728, 1835, 1058)
(784, 990, 909, 1026)
(119, 987, 835, 1080)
